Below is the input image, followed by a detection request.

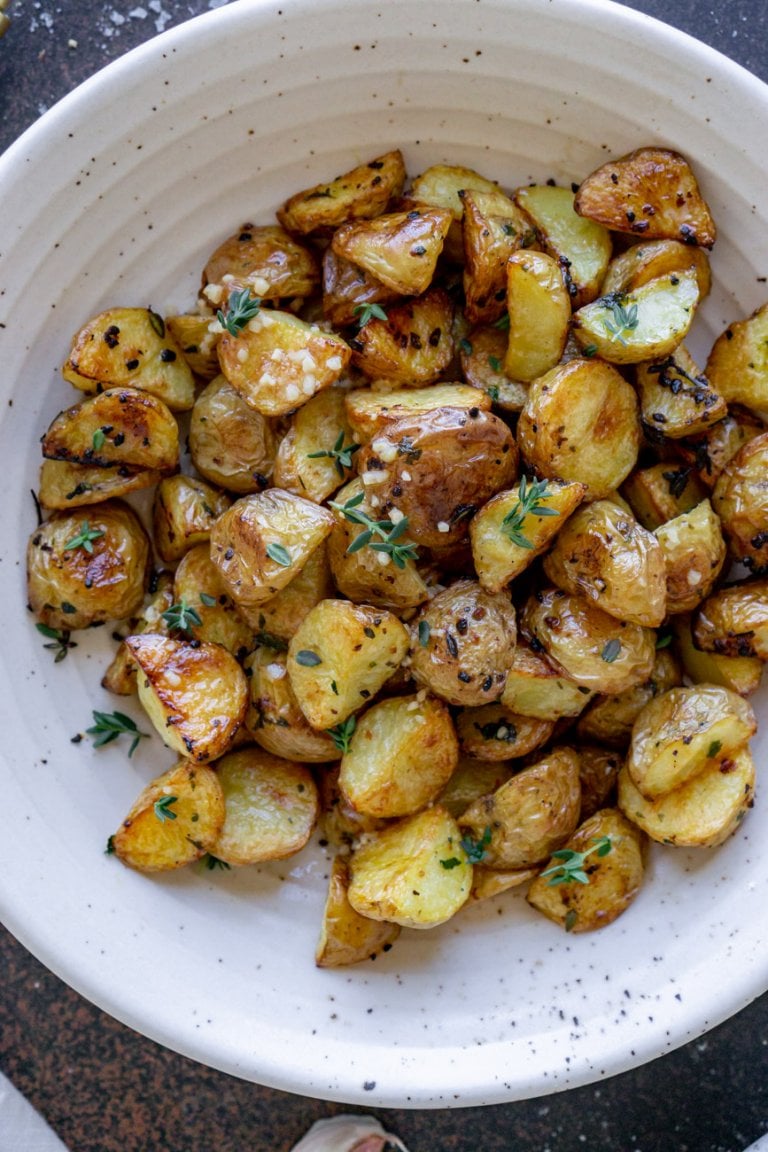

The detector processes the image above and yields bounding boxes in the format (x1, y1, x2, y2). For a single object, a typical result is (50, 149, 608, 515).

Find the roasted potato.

(500, 638, 594, 719)
(188, 374, 278, 495)
(245, 540, 334, 640)
(152, 475, 231, 564)
(705, 302, 768, 419)
(202, 223, 319, 302)
(172, 543, 254, 656)
(621, 461, 708, 530)
(600, 237, 711, 299)
(344, 381, 491, 442)
(671, 613, 764, 697)
(711, 431, 768, 573)
(461, 187, 537, 325)
(101, 573, 174, 696)
(455, 703, 554, 762)
(577, 746, 623, 820)
(37, 458, 164, 510)
(27, 500, 151, 631)
(503, 249, 571, 382)
(278, 149, 407, 236)
(654, 499, 726, 614)
(635, 345, 726, 439)
(321, 246, 400, 327)
(575, 648, 681, 750)
(349, 286, 455, 385)
(692, 578, 768, 660)
(458, 326, 530, 412)
(331, 206, 452, 297)
(272, 386, 359, 504)
(165, 312, 221, 381)
(41, 387, 179, 475)
(245, 646, 340, 763)
(316, 856, 401, 967)
(410, 162, 501, 264)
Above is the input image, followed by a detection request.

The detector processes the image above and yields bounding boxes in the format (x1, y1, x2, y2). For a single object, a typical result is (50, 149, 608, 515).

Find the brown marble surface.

(2, 1, 768, 1149)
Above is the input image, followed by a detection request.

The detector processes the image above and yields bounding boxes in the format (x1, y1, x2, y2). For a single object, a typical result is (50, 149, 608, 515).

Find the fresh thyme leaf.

(266, 542, 292, 567)
(306, 430, 361, 477)
(86, 709, 148, 757)
(295, 649, 322, 667)
(201, 853, 231, 871)
(148, 309, 166, 338)
(541, 835, 613, 886)
(418, 618, 431, 647)
(440, 857, 462, 870)
(601, 638, 622, 663)
(63, 520, 105, 554)
(254, 630, 288, 652)
(217, 288, 261, 336)
(488, 354, 502, 373)
(459, 338, 473, 356)
(487, 384, 500, 402)
(493, 313, 510, 331)
(162, 598, 203, 633)
(326, 715, 356, 754)
(499, 475, 559, 549)
(353, 302, 389, 328)
(105, 835, 116, 855)
(460, 826, 492, 863)
(199, 592, 217, 607)
(92, 428, 106, 450)
(564, 908, 578, 932)
(601, 295, 639, 345)
(153, 794, 178, 822)
(708, 739, 723, 758)
(36, 622, 77, 663)
(655, 633, 673, 649)
(329, 495, 420, 569)
(582, 343, 598, 358)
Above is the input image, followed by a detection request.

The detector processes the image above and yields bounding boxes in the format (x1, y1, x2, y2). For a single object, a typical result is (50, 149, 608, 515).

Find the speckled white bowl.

(1, 0, 767, 1108)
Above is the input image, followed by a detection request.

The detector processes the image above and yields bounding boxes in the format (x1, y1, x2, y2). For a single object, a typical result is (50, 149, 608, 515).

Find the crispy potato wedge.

(711, 431, 768, 573)
(339, 693, 458, 817)
(347, 805, 472, 929)
(41, 387, 179, 475)
(209, 488, 334, 610)
(504, 250, 571, 382)
(101, 573, 174, 696)
(572, 269, 700, 365)
(172, 543, 254, 656)
(287, 599, 409, 729)
(355, 405, 518, 549)
(272, 386, 359, 504)
(332, 206, 452, 296)
(459, 746, 582, 870)
(575, 648, 681, 750)
(618, 744, 755, 848)
(469, 865, 540, 902)
(349, 287, 454, 386)
(517, 358, 640, 499)
(455, 704, 554, 762)
(636, 345, 726, 440)
(316, 856, 401, 967)
(692, 578, 768, 660)
(601, 237, 711, 299)
(527, 808, 645, 933)
(500, 638, 594, 719)
(165, 313, 221, 381)
(218, 308, 351, 418)
(27, 500, 151, 631)
(705, 302, 768, 419)
(211, 747, 318, 865)
(202, 223, 319, 302)
(461, 187, 537, 324)
(521, 587, 656, 694)
(543, 499, 667, 627)
(188, 374, 277, 495)
(574, 147, 716, 248)
(654, 499, 726, 615)
(244, 540, 334, 641)
(62, 306, 196, 411)
(514, 183, 612, 308)
(436, 757, 516, 818)
(409, 580, 517, 707)
(458, 326, 530, 412)
(37, 459, 164, 510)
(152, 475, 231, 564)
(126, 634, 249, 763)
(278, 150, 406, 236)
(671, 614, 764, 697)
(344, 382, 491, 442)
(410, 163, 501, 263)
(321, 247, 400, 327)
(627, 684, 756, 799)
(111, 761, 225, 872)
(621, 462, 708, 530)
(244, 646, 339, 762)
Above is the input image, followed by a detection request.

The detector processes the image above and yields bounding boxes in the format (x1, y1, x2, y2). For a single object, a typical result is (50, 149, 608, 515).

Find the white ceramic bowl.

(1, 0, 767, 1109)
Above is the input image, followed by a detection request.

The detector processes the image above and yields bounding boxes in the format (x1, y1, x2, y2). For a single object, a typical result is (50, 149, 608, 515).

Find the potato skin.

(692, 578, 768, 660)
(316, 856, 401, 968)
(410, 580, 517, 706)
(654, 499, 726, 614)
(711, 431, 768, 574)
(27, 500, 151, 631)
(189, 375, 277, 495)
(245, 647, 340, 763)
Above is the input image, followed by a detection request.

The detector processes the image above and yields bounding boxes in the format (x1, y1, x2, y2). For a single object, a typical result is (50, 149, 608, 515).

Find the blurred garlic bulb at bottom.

(289, 1115, 410, 1152)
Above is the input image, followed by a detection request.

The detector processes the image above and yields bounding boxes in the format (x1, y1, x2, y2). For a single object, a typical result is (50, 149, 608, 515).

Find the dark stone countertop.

(1, 1, 767, 1149)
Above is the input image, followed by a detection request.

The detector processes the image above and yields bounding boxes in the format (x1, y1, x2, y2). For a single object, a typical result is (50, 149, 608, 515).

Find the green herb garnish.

(353, 302, 389, 328)
(295, 649, 322, 667)
(307, 430, 361, 478)
(161, 598, 203, 633)
(440, 856, 462, 870)
(601, 638, 622, 663)
(488, 354, 502, 373)
(330, 491, 420, 570)
(326, 715, 356, 754)
(199, 592, 217, 607)
(63, 520, 105, 554)
(708, 739, 723, 758)
(86, 709, 148, 757)
(266, 542, 292, 568)
(499, 475, 558, 549)
(201, 853, 231, 871)
(153, 794, 178, 822)
(36, 623, 77, 663)
(92, 428, 106, 451)
(541, 835, 613, 886)
(217, 288, 261, 336)
(418, 618, 431, 647)
(460, 826, 492, 863)
(601, 296, 639, 345)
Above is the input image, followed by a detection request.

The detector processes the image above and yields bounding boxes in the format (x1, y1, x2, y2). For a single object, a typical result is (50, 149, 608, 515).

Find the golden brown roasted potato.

(349, 287, 455, 385)
(692, 579, 768, 660)
(654, 499, 726, 615)
(331, 206, 452, 296)
(571, 270, 701, 365)
(410, 162, 501, 263)
(711, 431, 768, 573)
(211, 746, 319, 865)
(621, 462, 709, 530)
(500, 638, 594, 719)
(458, 326, 530, 412)
(209, 488, 334, 611)
(635, 345, 726, 440)
(37, 459, 164, 510)
(461, 187, 537, 324)
(454, 704, 554, 761)
(165, 313, 221, 381)
(101, 573, 174, 696)
(347, 805, 473, 928)
(503, 250, 571, 382)
(217, 308, 351, 418)
(526, 808, 646, 933)
(62, 306, 196, 411)
(27, 500, 151, 631)
(41, 387, 179, 475)
(246, 540, 334, 641)
(705, 302, 768, 419)
(152, 475, 231, 564)
(521, 588, 656, 694)
(618, 744, 755, 848)
(277, 150, 407, 236)
(315, 856, 401, 967)
(321, 247, 400, 327)
(574, 147, 716, 248)
(626, 684, 756, 798)
(272, 386, 359, 504)
(543, 499, 667, 627)
(111, 761, 225, 872)
(671, 614, 764, 697)
(600, 237, 711, 299)
(201, 223, 319, 302)
(172, 543, 254, 656)
(517, 358, 640, 500)
(344, 382, 491, 442)
(286, 598, 409, 729)
(338, 693, 458, 817)
(125, 634, 249, 763)
(409, 580, 517, 707)
(355, 405, 517, 550)
(679, 407, 766, 492)
(577, 746, 623, 819)
(459, 746, 582, 870)
(575, 648, 681, 750)
(245, 646, 340, 762)
(514, 183, 612, 308)
(188, 375, 277, 495)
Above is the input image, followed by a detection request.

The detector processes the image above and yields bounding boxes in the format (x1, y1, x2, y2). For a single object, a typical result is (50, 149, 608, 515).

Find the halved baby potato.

(202, 223, 319, 302)
(504, 250, 571, 382)
(278, 149, 407, 236)
(705, 302, 768, 420)
(188, 374, 278, 495)
(653, 499, 726, 615)
(344, 382, 491, 442)
(500, 638, 594, 719)
(41, 387, 179, 475)
(152, 475, 231, 565)
(315, 855, 401, 967)
(331, 206, 453, 297)
(692, 578, 768, 660)
(455, 703, 554, 762)
(245, 646, 340, 763)
(349, 287, 455, 385)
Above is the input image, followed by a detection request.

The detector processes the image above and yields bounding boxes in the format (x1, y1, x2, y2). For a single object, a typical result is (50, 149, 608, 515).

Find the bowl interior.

(1, 0, 767, 1107)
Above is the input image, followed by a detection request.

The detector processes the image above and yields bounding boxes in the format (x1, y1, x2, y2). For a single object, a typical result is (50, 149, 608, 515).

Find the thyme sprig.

(217, 288, 261, 336)
(153, 794, 178, 822)
(353, 302, 388, 328)
(326, 715, 356, 754)
(36, 623, 77, 663)
(540, 835, 613, 886)
(330, 491, 420, 569)
(460, 826, 492, 863)
(499, 475, 558, 549)
(161, 598, 202, 633)
(602, 296, 639, 345)
(307, 430, 361, 478)
(86, 709, 149, 757)
(63, 521, 105, 554)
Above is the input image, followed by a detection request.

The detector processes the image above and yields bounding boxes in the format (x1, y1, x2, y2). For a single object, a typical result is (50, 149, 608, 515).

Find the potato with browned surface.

(172, 543, 254, 657)
(692, 578, 768, 660)
(272, 386, 360, 504)
(316, 856, 401, 968)
(349, 287, 455, 385)
(332, 206, 452, 297)
(711, 431, 768, 574)
(189, 375, 277, 495)
(575, 648, 681, 750)
(705, 302, 768, 419)
(455, 704, 554, 762)
(500, 638, 594, 719)
(461, 187, 537, 325)
(278, 149, 406, 236)
(345, 382, 491, 442)
(654, 499, 726, 615)
(635, 346, 726, 440)
(152, 475, 231, 565)
(672, 614, 764, 697)
(504, 250, 571, 382)
(201, 223, 319, 303)
(245, 646, 340, 763)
